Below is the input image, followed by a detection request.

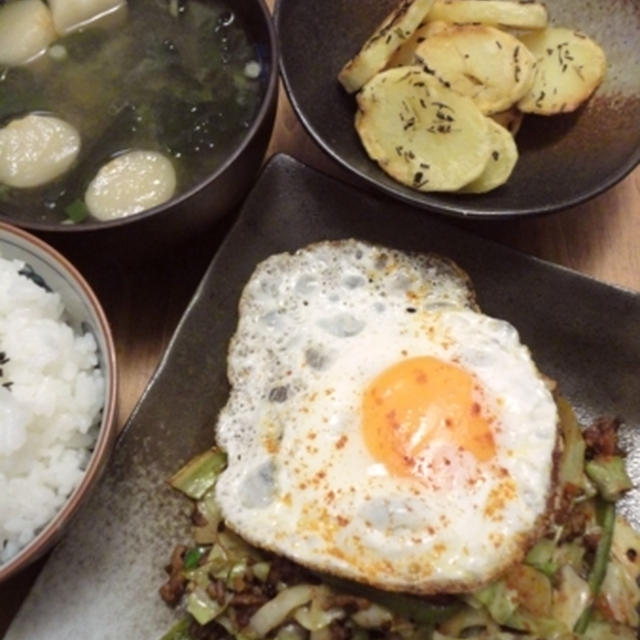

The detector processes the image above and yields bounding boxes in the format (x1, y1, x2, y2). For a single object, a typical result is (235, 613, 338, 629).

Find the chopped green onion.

(585, 456, 633, 502)
(525, 538, 558, 577)
(574, 500, 616, 633)
(64, 199, 90, 223)
(183, 546, 206, 570)
(557, 396, 587, 489)
(169, 447, 227, 500)
(186, 587, 226, 626)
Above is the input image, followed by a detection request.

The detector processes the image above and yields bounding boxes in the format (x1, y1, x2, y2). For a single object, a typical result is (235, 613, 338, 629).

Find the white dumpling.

(0, 114, 81, 188)
(48, 0, 126, 36)
(84, 150, 177, 221)
(0, 0, 56, 67)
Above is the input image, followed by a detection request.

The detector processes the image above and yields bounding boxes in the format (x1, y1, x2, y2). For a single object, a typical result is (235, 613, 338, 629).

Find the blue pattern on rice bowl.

(0, 254, 104, 564)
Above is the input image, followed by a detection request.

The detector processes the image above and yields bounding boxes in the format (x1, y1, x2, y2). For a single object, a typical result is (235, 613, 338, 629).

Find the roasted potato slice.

(355, 67, 491, 192)
(518, 27, 607, 114)
(413, 24, 536, 114)
(490, 105, 524, 136)
(460, 118, 518, 193)
(386, 20, 450, 67)
(338, 0, 436, 93)
(428, 0, 548, 30)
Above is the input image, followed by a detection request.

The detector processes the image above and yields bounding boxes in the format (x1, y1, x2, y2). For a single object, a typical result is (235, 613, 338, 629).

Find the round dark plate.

(276, 0, 640, 218)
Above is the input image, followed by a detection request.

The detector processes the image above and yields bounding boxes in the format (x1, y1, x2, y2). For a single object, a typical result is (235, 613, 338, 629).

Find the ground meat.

(329, 620, 351, 640)
(168, 544, 187, 572)
(189, 619, 233, 640)
(559, 501, 591, 541)
(159, 569, 187, 604)
(266, 555, 318, 589)
(230, 590, 270, 607)
(232, 603, 262, 629)
(554, 483, 582, 526)
(159, 545, 188, 606)
(583, 531, 601, 552)
(207, 579, 227, 606)
(191, 505, 209, 527)
(584, 417, 622, 458)
(328, 593, 372, 613)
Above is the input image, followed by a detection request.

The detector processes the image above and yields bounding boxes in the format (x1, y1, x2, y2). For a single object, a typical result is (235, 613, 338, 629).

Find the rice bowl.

(0, 223, 117, 581)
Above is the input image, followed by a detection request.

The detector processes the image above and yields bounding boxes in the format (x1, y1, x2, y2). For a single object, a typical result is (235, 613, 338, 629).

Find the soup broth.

(0, 0, 266, 223)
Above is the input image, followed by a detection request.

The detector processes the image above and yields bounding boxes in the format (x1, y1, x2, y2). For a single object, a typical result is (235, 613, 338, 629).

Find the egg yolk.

(362, 356, 497, 478)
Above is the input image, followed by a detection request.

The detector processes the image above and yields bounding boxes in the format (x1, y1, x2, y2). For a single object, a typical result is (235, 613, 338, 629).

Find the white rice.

(0, 254, 105, 564)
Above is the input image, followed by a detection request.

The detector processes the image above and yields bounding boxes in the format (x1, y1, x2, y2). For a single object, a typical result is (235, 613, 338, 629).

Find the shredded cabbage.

(162, 399, 639, 640)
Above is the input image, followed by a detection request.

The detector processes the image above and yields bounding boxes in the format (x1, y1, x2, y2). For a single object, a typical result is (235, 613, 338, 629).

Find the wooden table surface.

(1, 7, 639, 635)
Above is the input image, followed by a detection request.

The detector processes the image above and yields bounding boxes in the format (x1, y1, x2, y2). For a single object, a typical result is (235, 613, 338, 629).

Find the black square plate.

(7, 154, 640, 638)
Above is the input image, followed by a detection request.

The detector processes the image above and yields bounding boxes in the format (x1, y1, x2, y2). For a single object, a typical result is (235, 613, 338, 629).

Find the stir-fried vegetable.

(574, 500, 616, 633)
(585, 457, 633, 502)
(160, 401, 638, 639)
(169, 448, 227, 500)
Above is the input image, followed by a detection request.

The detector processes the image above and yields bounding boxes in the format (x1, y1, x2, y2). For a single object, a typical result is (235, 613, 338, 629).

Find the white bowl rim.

(0, 222, 118, 582)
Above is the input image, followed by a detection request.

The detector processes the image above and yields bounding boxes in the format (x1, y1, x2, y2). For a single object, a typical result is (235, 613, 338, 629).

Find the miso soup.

(0, 0, 267, 223)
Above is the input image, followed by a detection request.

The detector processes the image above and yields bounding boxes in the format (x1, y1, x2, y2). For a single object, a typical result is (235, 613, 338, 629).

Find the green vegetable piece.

(585, 456, 633, 502)
(65, 199, 90, 223)
(159, 617, 194, 640)
(472, 581, 518, 625)
(186, 587, 226, 626)
(436, 605, 494, 637)
(183, 546, 206, 570)
(252, 561, 271, 582)
(206, 543, 230, 578)
(574, 500, 616, 634)
(169, 447, 227, 499)
(524, 538, 558, 577)
(506, 609, 571, 636)
(581, 619, 637, 639)
(557, 396, 587, 488)
(226, 560, 248, 588)
(555, 541, 586, 576)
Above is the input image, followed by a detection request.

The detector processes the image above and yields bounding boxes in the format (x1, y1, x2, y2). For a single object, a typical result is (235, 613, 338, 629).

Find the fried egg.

(215, 240, 558, 594)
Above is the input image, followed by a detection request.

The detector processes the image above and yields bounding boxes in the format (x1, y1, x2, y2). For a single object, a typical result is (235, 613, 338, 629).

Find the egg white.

(215, 240, 558, 594)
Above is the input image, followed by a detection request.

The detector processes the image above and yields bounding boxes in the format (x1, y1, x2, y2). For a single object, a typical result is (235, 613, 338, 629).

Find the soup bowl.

(0, 0, 278, 256)
(0, 222, 118, 583)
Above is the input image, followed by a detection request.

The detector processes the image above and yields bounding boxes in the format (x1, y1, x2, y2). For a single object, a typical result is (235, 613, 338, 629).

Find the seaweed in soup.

(0, 0, 266, 224)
